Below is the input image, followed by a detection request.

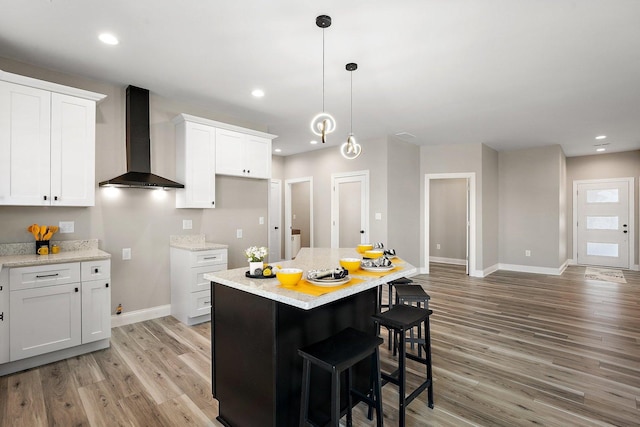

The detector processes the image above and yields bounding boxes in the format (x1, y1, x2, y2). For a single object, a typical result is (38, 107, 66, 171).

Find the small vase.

(249, 261, 263, 275)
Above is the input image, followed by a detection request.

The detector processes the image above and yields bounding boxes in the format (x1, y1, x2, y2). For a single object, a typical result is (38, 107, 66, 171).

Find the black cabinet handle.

(44, 195, 48, 201)
(36, 273, 59, 278)
(94, 268, 99, 273)
(54, 196, 58, 201)
(105, 283, 109, 288)
(212, 201, 215, 205)
(0, 285, 3, 291)
(75, 287, 79, 292)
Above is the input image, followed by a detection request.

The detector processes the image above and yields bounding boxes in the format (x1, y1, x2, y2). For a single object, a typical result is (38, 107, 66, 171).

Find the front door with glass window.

(576, 180, 631, 268)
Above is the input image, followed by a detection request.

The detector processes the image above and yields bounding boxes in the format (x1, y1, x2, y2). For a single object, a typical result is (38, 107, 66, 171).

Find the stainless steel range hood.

(99, 85, 184, 189)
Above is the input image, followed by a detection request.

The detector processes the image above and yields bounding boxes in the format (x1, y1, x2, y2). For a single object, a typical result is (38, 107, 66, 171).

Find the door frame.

(424, 173, 477, 276)
(330, 170, 370, 248)
(268, 179, 282, 263)
(572, 177, 635, 269)
(284, 177, 314, 260)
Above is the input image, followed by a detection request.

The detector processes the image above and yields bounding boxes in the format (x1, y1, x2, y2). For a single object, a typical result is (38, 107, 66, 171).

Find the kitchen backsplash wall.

(0, 56, 269, 315)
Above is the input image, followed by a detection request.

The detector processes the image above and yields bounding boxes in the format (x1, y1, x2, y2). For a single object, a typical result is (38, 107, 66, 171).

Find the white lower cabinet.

(0, 269, 9, 364)
(4, 259, 111, 365)
(171, 247, 227, 325)
(10, 282, 82, 361)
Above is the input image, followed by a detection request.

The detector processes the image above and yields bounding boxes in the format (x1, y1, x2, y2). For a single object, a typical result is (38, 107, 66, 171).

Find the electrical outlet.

(436, 243, 441, 250)
(525, 250, 531, 257)
(58, 221, 75, 233)
(236, 229, 243, 238)
(183, 219, 192, 230)
(122, 248, 131, 260)
(259, 216, 264, 225)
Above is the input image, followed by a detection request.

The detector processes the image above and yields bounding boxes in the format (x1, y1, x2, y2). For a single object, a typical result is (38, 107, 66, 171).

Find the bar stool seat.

(372, 305, 434, 427)
(298, 327, 384, 427)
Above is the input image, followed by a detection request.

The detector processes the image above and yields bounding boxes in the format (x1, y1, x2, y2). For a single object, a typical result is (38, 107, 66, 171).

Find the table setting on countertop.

(204, 244, 416, 310)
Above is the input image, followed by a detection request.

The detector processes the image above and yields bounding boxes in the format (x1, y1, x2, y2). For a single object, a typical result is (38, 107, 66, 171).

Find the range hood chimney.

(99, 85, 184, 189)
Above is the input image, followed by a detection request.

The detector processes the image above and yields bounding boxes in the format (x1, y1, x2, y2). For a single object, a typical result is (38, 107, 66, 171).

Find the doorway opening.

(284, 177, 314, 260)
(424, 173, 476, 276)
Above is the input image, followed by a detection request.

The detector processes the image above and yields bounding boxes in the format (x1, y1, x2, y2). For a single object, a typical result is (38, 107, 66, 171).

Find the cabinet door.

(0, 269, 8, 364)
(215, 128, 245, 176)
(245, 135, 271, 179)
(50, 93, 96, 206)
(9, 283, 81, 361)
(81, 279, 111, 343)
(0, 81, 51, 206)
(176, 121, 216, 208)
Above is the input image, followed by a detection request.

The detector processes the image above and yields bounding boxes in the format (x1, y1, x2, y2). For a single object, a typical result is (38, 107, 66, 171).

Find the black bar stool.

(298, 327, 384, 427)
(378, 277, 414, 349)
(372, 305, 434, 427)
(394, 285, 431, 357)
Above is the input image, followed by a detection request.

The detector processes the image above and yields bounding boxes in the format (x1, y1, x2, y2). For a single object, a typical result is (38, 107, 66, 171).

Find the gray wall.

(482, 144, 500, 269)
(387, 137, 420, 266)
(566, 151, 640, 265)
(0, 57, 269, 314)
(498, 145, 565, 269)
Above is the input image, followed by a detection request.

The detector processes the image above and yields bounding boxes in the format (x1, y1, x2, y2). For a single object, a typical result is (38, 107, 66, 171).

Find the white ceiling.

(1, 0, 639, 157)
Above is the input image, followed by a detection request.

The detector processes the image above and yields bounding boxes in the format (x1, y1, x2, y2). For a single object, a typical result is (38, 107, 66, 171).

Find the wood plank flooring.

(0, 264, 638, 426)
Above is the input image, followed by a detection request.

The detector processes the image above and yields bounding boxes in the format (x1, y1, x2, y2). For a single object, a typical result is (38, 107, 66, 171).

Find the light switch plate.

(236, 229, 243, 238)
(122, 248, 131, 260)
(59, 221, 75, 233)
(375, 213, 382, 220)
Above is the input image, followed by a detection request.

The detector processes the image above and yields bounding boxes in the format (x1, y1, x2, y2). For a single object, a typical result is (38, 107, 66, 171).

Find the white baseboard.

(498, 263, 566, 276)
(429, 256, 467, 266)
(111, 304, 171, 328)
(481, 263, 499, 277)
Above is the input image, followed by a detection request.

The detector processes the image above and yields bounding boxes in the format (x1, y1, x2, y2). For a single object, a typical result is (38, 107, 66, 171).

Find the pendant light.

(310, 15, 336, 144)
(341, 62, 362, 159)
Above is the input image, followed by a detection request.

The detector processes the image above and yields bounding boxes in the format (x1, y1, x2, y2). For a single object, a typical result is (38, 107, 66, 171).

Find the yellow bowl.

(276, 268, 303, 287)
(339, 258, 361, 273)
(364, 250, 384, 259)
(356, 244, 374, 254)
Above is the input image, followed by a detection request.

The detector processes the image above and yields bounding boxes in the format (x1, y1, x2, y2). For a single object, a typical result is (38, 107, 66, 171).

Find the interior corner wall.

(387, 137, 420, 266)
(566, 150, 640, 266)
(498, 145, 563, 269)
(481, 144, 500, 270)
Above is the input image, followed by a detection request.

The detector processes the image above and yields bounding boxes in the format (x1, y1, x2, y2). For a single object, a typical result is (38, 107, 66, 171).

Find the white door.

(576, 180, 631, 268)
(331, 171, 369, 248)
(269, 179, 282, 263)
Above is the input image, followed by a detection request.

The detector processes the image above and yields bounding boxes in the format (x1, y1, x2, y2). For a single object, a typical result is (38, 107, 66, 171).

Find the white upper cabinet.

(175, 118, 217, 209)
(216, 129, 271, 179)
(0, 71, 105, 207)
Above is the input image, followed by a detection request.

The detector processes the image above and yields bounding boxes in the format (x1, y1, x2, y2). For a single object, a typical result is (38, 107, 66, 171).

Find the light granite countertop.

(0, 239, 110, 270)
(204, 247, 416, 310)
(170, 234, 228, 251)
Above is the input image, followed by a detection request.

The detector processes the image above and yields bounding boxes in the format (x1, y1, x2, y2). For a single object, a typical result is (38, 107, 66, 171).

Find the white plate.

(361, 265, 395, 272)
(306, 277, 351, 287)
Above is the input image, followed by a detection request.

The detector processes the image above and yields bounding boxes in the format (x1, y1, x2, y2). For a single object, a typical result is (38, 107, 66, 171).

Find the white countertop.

(204, 247, 416, 310)
(169, 234, 228, 251)
(0, 248, 111, 270)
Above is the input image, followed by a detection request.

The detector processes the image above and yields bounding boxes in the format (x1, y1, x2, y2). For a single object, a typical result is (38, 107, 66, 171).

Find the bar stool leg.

(331, 370, 340, 427)
(346, 367, 353, 427)
(300, 359, 311, 426)
(425, 316, 434, 408)
(398, 325, 407, 427)
(373, 347, 384, 427)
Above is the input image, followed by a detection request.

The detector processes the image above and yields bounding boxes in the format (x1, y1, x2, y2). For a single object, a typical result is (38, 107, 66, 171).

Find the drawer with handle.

(189, 249, 227, 267)
(188, 289, 211, 318)
(81, 259, 111, 281)
(10, 263, 81, 291)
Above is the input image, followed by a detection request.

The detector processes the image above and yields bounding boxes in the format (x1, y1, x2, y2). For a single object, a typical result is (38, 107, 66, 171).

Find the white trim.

(330, 170, 370, 248)
(572, 177, 635, 269)
(284, 177, 314, 260)
(429, 256, 466, 266)
(110, 304, 171, 327)
(173, 113, 277, 139)
(0, 69, 107, 102)
(498, 261, 568, 276)
(424, 173, 476, 276)
(268, 179, 282, 263)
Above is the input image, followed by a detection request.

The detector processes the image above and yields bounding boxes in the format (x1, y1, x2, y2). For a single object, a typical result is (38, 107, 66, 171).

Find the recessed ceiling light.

(596, 147, 606, 152)
(595, 135, 607, 140)
(99, 33, 119, 45)
(251, 89, 265, 98)
(274, 148, 282, 153)
(310, 140, 318, 145)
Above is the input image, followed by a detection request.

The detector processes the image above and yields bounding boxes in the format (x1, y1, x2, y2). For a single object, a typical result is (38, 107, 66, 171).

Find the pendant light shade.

(341, 62, 362, 159)
(310, 15, 336, 144)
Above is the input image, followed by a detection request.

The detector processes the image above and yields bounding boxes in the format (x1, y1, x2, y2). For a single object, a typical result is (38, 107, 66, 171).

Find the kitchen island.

(205, 247, 416, 427)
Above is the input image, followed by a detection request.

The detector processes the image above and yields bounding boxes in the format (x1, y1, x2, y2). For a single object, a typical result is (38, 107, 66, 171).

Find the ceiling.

(1, 0, 639, 157)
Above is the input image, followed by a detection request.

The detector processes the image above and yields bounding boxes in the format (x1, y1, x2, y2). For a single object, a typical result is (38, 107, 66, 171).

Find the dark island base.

(212, 282, 378, 427)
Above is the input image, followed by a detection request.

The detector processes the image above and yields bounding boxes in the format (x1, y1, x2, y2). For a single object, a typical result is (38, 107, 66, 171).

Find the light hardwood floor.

(1, 264, 638, 426)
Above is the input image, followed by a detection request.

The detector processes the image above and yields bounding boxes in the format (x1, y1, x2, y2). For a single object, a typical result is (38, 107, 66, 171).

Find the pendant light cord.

(350, 70, 353, 134)
(322, 27, 325, 112)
